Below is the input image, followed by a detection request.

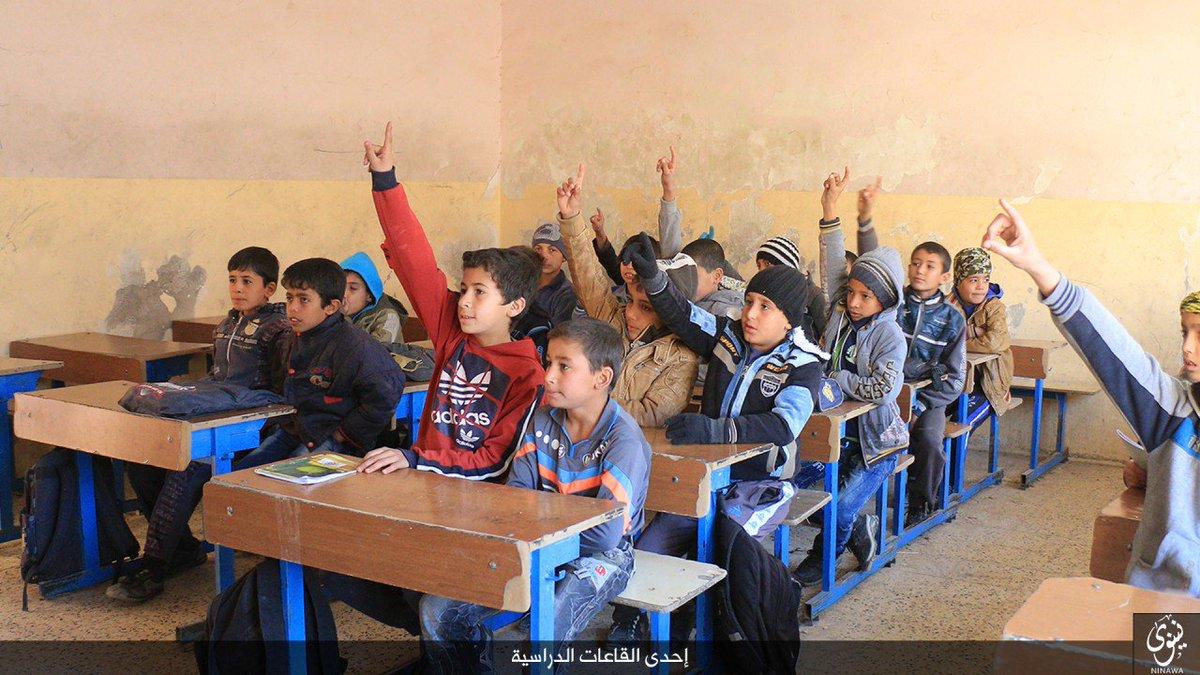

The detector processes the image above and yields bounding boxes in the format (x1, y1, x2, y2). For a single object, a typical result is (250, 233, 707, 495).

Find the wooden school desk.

(1008, 338, 1069, 487)
(1001, 577, 1200, 673)
(13, 381, 292, 597)
(1089, 487, 1144, 584)
(10, 332, 212, 385)
(0, 357, 63, 542)
(640, 426, 771, 662)
(171, 315, 225, 345)
(203, 466, 622, 673)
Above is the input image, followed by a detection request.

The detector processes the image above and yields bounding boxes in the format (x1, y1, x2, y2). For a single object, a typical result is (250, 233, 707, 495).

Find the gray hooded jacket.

(819, 221, 910, 463)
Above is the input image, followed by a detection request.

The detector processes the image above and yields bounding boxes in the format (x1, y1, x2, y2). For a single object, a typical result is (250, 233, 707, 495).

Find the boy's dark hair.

(548, 318, 624, 389)
(681, 239, 727, 273)
(619, 234, 661, 260)
(281, 258, 346, 308)
(844, 250, 858, 265)
(913, 241, 952, 274)
(462, 246, 540, 317)
(228, 246, 280, 285)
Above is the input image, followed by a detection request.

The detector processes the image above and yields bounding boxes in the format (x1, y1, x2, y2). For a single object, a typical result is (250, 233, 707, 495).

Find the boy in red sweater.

(357, 123, 544, 480)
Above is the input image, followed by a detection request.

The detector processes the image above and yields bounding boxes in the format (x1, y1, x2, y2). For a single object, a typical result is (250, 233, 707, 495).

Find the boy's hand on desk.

(358, 447, 410, 474)
(363, 121, 396, 173)
(657, 145, 677, 202)
(821, 166, 850, 222)
(556, 163, 586, 219)
(664, 413, 722, 444)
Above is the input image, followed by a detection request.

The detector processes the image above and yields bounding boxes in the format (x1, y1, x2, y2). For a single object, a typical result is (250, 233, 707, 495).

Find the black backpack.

(195, 559, 345, 675)
(20, 448, 140, 609)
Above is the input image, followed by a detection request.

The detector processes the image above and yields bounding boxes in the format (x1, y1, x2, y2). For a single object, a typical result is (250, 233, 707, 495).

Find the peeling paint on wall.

(105, 255, 206, 340)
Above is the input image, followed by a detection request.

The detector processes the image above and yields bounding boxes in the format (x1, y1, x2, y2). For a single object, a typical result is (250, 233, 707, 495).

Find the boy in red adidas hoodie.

(357, 123, 544, 480)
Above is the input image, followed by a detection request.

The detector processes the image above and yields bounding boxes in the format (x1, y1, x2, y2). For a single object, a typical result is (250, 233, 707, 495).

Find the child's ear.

(595, 366, 614, 390)
(265, 281, 278, 296)
(713, 268, 725, 285)
(506, 297, 527, 318)
(325, 298, 342, 316)
(940, 269, 952, 285)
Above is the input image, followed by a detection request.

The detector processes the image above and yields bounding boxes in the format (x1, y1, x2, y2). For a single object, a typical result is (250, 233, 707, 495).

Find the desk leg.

(213, 450, 235, 593)
(280, 559, 307, 675)
(953, 393, 969, 499)
(1025, 379, 1044, 483)
(695, 465, 729, 671)
(1020, 380, 1068, 487)
(0, 372, 42, 543)
(989, 412, 1000, 475)
(528, 535, 580, 670)
(1055, 392, 1068, 457)
(39, 452, 124, 598)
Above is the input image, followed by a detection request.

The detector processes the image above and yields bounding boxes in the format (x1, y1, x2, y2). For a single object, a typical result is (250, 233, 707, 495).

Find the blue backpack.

(20, 448, 139, 609)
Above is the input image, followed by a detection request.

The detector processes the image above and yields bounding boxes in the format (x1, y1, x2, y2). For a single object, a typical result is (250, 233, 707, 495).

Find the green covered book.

(255, 453, 360, 485)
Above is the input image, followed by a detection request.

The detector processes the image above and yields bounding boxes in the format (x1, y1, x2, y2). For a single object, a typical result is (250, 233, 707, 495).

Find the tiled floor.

(0, 440, 1122, 673)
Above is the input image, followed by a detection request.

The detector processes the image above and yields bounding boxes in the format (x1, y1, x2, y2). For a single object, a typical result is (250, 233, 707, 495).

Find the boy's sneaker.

(792, 550, 823, 586)
(904, 502, 932, 529)
(606, 613, 648, 644)
(848, 514, 879, 571)
(105, 569, 163, 604)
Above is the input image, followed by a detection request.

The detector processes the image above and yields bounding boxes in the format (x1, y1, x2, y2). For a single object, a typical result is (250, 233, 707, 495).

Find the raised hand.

(657, 146, 678, 202)
(556, 163, 586, 219)
(363, 121, 395, 173)
(981, 199, 1061, 295)
(821, 166, 851, 221)
(857, 176, 883, 224)
(589, 208, 608, 246)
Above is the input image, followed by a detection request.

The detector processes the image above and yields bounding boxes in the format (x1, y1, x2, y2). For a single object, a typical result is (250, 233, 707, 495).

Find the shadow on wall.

(105, 256, 207, 340)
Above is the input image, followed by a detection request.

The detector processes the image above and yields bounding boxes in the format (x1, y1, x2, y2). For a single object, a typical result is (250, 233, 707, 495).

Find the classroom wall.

(0, 1, 502, 344)
(497, 1, 1200, 462)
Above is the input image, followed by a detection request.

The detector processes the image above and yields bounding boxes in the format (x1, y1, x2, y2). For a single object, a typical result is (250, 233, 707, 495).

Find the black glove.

(664, 413, 723, 445)
(929, 363, 949, 383)
(620, 233, 660, 281)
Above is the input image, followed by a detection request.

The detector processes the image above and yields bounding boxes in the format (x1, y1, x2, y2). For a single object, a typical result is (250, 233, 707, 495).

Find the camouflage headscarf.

(1180, 291, 1200, 315)
(953, 247, 992, 288)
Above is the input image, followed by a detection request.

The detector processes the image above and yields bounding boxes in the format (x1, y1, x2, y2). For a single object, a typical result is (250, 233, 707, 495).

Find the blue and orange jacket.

(507, 399, 650, 555)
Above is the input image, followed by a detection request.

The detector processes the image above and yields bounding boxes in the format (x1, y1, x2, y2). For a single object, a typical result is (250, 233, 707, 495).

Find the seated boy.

(554, 165, 700, 427)
(109, 258, 404, 602)
(948, 247, 1014, 415)
(792, 171, 911, 585)
(357, 123, 544, 480)
(756, 235, 828, 341)
(853, 171, 966, 524)
(680, 238, 744, 320)
(608, 236, 825, 640)
(124, 246, 291, 583)
(341, 251, 410, 344)
(983, 199, 1200, 597)
(419, 318, 648, 672)
(512, 222, 581, 347)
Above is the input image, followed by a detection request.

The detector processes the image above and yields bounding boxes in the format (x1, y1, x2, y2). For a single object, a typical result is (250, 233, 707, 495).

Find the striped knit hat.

(850, 252, 900, 309)
(756, 236, 803, 270)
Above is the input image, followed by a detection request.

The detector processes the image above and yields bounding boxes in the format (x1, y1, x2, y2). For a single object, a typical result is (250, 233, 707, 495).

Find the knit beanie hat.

(756, 236, 803, 270)
(531, 222, 567, 257)
(850, 255, 900, 310)
(745, 264, 813, 328)
(953, 247, 993, 288)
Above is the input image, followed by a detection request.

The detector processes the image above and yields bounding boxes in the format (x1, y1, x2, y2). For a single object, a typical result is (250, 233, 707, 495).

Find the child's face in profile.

(908, 249, 950, 294)
(533, 243, 565, 277)
(543, 338, 610, 410)
(458, 266, 521, 338)
(228, 268, 275, 316)
(623, 281, 664, 341)
(342, 271, 371, 317)
(956, 274, 990, 306)
(285, 286, 339, 333)
(742, 291, 792, 352)
(845, 278, 884, 322)
(1180, 311, 1200, 382)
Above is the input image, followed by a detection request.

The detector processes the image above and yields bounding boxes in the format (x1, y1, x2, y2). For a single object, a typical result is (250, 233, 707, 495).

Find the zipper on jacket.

(721, 352, 756, 419)
(906, 301, 925, 360)
(225, 314, 245, 373)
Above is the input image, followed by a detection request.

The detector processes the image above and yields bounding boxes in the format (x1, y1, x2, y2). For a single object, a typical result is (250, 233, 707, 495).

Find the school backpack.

(20, 448, 140, 610)
(195, 559, 345, 675)
(712, 511, 803, 673)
